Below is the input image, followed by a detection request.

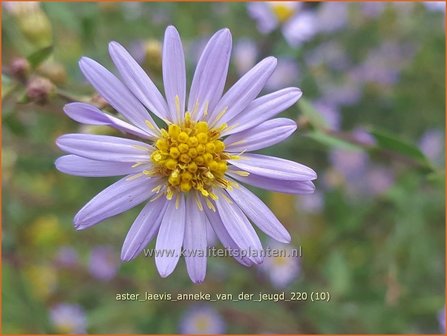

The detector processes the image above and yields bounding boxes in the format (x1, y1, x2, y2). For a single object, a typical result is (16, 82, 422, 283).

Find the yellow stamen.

(131, 162, 145, 168)
(231, 170, 250, 177)
(175, 95, 181, 121)
(149, 111, 231, 201)
(192, 99, 199, 118)
(133, 145, 149, 152)
(203, 101, 209, 116)
(212, 106, 228, 125)
(205, 198, 216, 212)
(195, 192, 204, 211)
(145, 120, 156, 130)
(126, 173, 144, 181)
(152, 185, 162, 193)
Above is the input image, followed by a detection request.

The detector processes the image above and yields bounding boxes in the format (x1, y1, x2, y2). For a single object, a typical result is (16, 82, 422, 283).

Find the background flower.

(49, 303, 87, 334)
(179, 305, 226, 334)
(259, 240, 301, 288)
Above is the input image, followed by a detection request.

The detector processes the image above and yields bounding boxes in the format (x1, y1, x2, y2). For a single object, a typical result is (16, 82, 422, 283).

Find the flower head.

(259, 240, 301, 288)
(247, 2, 300, 34)
(179, 305, 225, 334)
(55, 26, 316, 283)
(50, 303, 87, 334)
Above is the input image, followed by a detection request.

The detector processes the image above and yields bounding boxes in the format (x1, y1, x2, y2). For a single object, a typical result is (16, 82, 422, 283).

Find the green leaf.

(298, 97, 328, 129)
(27, 46, 53, 69)
(306, 131, 362, 151)
(369, 128, 431, 166)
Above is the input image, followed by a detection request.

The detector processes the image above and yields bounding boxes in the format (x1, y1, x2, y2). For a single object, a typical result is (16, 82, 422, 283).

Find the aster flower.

(259, 240, 300, 288)
(50, 303, 87, 334)
(247, 2, 318, 48)
(55, 26, 316, 283)
(247, 1, 300, 34)
(179, 305, 225, 334)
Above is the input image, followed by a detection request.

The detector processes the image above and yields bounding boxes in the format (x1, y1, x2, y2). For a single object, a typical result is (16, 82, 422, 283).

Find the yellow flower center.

(271, 4, 296, 23)
(194, 314, 211, 332)
(149, 112, 231, 200)
(272, 255, 289, 267)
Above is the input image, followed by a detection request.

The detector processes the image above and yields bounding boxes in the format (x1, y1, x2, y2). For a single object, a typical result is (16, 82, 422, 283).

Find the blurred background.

(2, 1, 445, 334)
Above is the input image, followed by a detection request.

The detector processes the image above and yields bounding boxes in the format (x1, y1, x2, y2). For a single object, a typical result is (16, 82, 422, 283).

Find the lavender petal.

(79, 57, 158, 137)
(215, 193, 264, 264)
(108, 41, 169, 121)
(225, 118, 297, 152)
(223, 87, 302, 136)
(226, 181, 291, 243)
(162, 26, 186, 123)
(55, 155, 151, 177)
(155, 195, 186, 277)
(188, 29, 232, 120)
(183, 194, 208, 283)
(74, 175, 160, 230)
(209, 57, 277, 125)
(227, 171, 316, 194)
(121, 196, 168, 261)
(229, 153, 317, 181)
(64, 102, 151, 139)
(204, 206, 254, 267)
(56, 133, 152, 163)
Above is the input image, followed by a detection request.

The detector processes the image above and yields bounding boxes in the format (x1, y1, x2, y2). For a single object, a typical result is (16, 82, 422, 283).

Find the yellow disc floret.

(149, 112, 231, 198)
(271, 3, 296, 23)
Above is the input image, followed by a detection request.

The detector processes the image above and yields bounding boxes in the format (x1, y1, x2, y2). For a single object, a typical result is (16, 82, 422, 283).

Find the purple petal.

(206, 220, 217, 246)
(79, 57, 159, 137)
(215, 193, 264, 264)
(187, 29, 232, 120)
(223, 87, 302, 136)
(227, 171, 316, 194)
(225, 118, 297, 152)
(55, 155, 151, 177)
(56, 133, 152, 163)
(63, 102, 151, 139)
(121, 196, 168, 261)
(183, 195, 208, 283)
(226, 181, 291, 243)
(229, 153, 317, 181)
(155, 195, 186, 277)
(162, 26, 186, 123)
(74, 175, 161, 230)
(209, 57, 277, 126)
(108, 41, 169, 121)
(204, 207, 254, 267)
